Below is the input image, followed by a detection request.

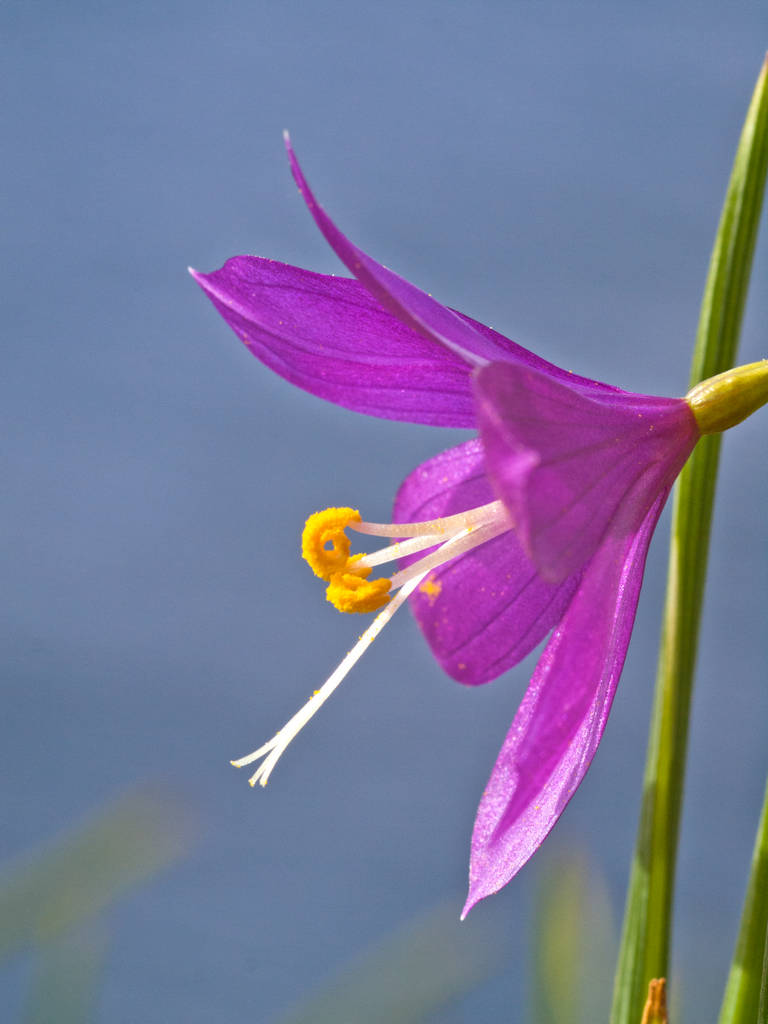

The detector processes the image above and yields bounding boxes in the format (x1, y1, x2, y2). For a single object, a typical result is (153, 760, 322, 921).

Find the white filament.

(355, 531, 444, 569)
(388, 518, 510, 590)
(350, 499, 504, 538)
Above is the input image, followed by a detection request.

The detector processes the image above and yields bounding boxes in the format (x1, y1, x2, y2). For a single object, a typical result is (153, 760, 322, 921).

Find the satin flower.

(192, 138, 767, 914)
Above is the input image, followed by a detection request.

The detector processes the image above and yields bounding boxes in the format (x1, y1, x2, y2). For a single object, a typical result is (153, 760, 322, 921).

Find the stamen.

(301, 500, 511, 618)
(231, 570, 427, 786)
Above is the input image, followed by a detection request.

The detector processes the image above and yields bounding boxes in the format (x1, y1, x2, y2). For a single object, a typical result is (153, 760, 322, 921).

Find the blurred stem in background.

(531, 850, 614, 1024)
(611, 54, 768, 1024)
(277, 899, 504, 1024)
(0, 790, 192, 1023)
(23, 924, 107, 1024)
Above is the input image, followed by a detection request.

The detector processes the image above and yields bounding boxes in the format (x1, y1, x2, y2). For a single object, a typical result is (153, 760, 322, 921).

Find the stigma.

(231, 499, 510, 787)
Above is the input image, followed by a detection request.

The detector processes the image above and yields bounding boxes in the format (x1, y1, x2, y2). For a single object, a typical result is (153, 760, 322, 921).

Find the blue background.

(3, 1, 767, 1020)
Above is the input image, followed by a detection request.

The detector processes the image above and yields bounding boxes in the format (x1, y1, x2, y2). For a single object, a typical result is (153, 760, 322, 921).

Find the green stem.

(759, 924, 768, 1024)
(610, 54, 768, 1024)
(718, 778, 768, 1024)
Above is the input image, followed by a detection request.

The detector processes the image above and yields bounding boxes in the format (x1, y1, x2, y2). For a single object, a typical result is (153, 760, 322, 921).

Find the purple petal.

(284, 136, 626, 395)
(463, 487, 668, 916)
(191, 257, 481, 427)
(392, 439, 580, 686)
(193, 141, 632, 430)
(474, 361, 699, 582)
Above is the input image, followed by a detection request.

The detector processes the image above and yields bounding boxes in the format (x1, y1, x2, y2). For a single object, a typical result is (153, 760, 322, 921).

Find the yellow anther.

(326, 567, 392, 614)
(301, 507, 362, 580)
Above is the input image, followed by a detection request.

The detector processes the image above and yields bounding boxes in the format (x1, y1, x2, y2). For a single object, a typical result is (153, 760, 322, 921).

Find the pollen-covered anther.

(301, 506, 362, 580)
(326, 563, 392, 614)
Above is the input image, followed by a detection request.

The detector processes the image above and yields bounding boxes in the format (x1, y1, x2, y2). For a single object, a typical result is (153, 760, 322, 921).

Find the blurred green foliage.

(531, 849, 614, 1024)
(277, 898, 504, 1024)
(0, 790, 192, 1022)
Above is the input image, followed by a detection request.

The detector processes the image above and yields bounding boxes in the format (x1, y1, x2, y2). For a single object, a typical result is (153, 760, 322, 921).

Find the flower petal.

(191, 257, 480, 427)
(284, 136, 626, 396)
(392, 439, 580, 686)
(194, 141, 632, 428)
(473, 361, 699, 582)
(462, 487, 668, 916)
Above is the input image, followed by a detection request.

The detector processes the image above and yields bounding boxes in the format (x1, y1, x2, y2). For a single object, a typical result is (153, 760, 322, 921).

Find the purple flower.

(191, 139, 757, 915)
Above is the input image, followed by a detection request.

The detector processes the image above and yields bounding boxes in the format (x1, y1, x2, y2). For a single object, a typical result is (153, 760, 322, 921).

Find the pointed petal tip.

(460, 884, 491, 920)
(188, 265, 216, 294)
(283, 131, 300, 175)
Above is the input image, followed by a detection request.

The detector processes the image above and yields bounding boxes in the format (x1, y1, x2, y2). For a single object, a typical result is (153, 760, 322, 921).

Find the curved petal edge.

(462, 488, 669, 917)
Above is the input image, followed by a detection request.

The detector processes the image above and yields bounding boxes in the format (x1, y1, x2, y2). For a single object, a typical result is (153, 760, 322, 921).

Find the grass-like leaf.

(718, 779, 768, 1024)
(611, 53, 768, 1024)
